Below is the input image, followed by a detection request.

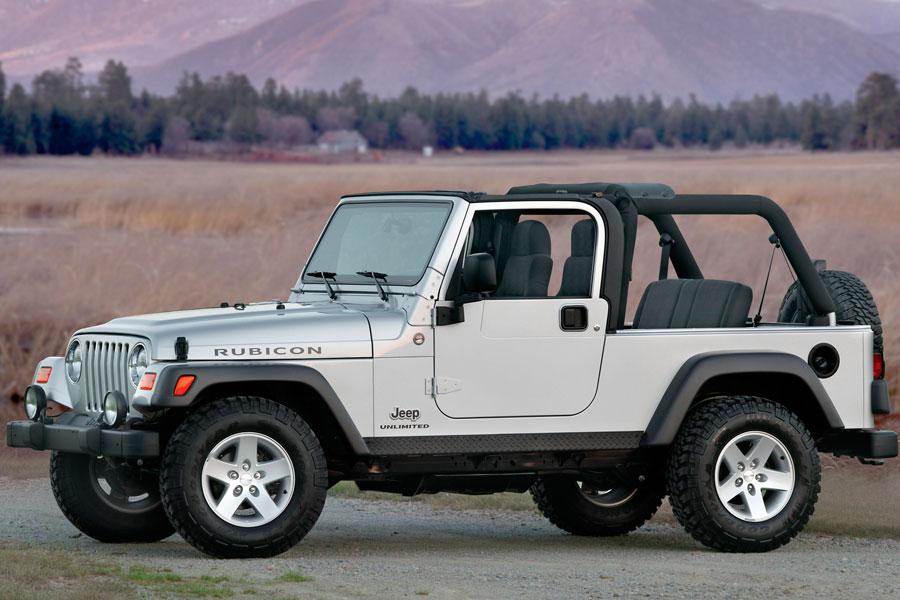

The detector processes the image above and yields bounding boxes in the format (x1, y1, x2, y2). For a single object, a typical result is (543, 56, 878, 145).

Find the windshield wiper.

(305, 271, 338, 300)
(356, 271, 389, 301)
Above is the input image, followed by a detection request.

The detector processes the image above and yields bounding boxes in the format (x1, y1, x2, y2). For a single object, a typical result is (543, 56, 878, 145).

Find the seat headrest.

(571, 219, 595, 258)
(510, 220, 551, 256)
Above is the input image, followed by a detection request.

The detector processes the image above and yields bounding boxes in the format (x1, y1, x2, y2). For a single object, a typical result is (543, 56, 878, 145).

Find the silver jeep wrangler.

(9, 182, 895, 557)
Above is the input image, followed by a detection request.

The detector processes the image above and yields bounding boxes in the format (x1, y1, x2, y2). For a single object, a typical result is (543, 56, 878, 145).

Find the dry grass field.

(0, 149, 897, 424)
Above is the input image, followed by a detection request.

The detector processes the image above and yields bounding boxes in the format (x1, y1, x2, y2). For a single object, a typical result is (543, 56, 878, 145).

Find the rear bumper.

(6, 412, 159, 458)
(818, 429, 898, 459)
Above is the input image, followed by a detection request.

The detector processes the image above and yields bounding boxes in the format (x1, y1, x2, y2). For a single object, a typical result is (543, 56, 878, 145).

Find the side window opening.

(449, 209, 597, 301)
(626, 214, 772, 329)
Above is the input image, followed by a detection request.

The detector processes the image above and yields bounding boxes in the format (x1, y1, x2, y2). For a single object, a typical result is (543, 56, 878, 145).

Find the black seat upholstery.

(558, 219, 595, 297)
(491, 211, 519, 281)
(494, 220, 552, 297)
(633, 279, 752, 329)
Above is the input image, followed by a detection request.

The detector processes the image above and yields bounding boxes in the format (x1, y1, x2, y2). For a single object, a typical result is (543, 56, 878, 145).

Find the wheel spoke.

(720, 444, 747, 473)
(247, 491, 280, 521)
(717, 480, 743, 502)
(743, 489, 769, 520)
(236, 435, 258, 466)
(204, 458, 235, 484)
(216, 487, 245, 519)
(759, 468, 793, 491)
(748, 436, 777, 465)
(260, 458, 291, 482)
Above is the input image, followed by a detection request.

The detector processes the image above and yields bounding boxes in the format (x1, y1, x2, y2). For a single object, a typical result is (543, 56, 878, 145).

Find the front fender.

(640, 352, 844, 446)
(31, 357, 72, 409)
(132, 361, 369, 455)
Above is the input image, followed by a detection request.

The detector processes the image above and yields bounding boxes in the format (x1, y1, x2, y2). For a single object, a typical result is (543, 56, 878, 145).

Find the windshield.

(303, 201, 453, 286)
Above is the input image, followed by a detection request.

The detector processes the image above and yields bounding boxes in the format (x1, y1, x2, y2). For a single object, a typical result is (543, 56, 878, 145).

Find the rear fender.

(640, 352, 844, 446)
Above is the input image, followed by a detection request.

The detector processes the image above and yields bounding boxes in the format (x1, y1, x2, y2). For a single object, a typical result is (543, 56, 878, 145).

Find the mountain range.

(2, 0, 900, 102)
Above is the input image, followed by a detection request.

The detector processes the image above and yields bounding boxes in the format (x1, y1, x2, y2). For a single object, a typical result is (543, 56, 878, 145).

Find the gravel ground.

(2, 478, 899, 599)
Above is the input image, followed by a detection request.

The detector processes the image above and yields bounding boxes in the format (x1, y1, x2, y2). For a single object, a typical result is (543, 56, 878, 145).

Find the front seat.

(633, 279, 752, 329)
(494, 220, 552, 297)
(558, 219, 595, 297)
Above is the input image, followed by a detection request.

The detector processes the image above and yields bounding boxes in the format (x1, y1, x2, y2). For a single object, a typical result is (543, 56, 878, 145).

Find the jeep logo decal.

(213, 345, 323, 357)
(389, 407, 420, 421)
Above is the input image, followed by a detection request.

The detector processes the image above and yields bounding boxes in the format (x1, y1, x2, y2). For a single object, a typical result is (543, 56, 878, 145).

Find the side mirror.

(463, 253, 497, 294)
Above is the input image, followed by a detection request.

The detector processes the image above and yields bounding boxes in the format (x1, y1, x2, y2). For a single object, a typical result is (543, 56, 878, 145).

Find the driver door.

(432, 203, 608, 419)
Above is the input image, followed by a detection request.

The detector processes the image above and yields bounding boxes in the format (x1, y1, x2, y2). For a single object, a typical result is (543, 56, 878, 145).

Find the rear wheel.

(667, 396, 820, 552)
(50, 452, 173, 543)
(531, 471, 665, 536)
(160, 396, 328, 558)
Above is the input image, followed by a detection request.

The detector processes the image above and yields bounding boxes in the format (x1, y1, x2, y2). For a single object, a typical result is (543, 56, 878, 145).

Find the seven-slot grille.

(78, 337, 139, 413)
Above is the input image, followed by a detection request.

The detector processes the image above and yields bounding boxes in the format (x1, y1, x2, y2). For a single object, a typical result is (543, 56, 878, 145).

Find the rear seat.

(633, 279, 752, 329)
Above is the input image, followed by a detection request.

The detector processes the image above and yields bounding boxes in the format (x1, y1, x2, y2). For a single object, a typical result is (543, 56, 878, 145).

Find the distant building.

(317, 130, 368, 154)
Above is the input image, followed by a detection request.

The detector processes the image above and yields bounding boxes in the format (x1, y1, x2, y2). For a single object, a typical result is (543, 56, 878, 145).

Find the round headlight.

(24, 386, 47, 421)
(103, 391, 127, 428)
(65, 341, 82, 383)
(128, 344, 149, 387)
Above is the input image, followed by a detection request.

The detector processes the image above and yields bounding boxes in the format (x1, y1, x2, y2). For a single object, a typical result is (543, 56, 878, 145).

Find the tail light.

(873, 353, 884, 380)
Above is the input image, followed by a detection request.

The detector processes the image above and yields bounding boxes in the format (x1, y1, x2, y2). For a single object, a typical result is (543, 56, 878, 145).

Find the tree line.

(1, 58, 899, 156)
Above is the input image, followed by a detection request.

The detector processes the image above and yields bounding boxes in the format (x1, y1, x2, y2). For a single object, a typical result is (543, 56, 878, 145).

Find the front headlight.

(65, 341, 82, 383)
(128, 344, 149, 387)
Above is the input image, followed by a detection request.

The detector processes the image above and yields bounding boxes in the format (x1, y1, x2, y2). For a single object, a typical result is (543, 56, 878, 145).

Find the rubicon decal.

(213, 345, 323, 357)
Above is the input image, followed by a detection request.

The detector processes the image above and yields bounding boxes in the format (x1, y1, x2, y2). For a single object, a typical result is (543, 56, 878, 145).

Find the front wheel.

(160, 396, 328, 558)
(50, 452, 174, 543)
(667, 396, 821, 552)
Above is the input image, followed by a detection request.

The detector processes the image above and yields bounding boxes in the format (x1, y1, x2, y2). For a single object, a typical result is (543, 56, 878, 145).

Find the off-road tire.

(49, 451, 174, 543)
(779, 269, 883, 352)
(667, 396, 820, 552)
(160, 396, 328, 558)
(531, 473, 665, 536)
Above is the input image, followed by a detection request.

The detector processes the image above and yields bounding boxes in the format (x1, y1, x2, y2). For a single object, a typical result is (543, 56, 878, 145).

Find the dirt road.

(2, 477, 899, 599)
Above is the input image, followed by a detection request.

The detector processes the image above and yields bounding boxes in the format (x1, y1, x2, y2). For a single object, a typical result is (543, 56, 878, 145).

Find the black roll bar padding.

(633, 194, 836, 317)
(646, 214, 703, 279)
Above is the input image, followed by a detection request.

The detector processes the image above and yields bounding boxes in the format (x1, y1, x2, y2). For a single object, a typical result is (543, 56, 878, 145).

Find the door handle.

(560, 305, 588, 331)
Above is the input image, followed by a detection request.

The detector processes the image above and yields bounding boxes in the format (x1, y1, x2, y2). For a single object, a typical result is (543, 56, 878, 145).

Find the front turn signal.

(173, 375, 196, 397)
(35, 366, 52, 384)
(138, 372, 157, 391)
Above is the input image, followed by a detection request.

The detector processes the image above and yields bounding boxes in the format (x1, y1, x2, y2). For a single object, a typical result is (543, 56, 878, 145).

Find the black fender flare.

(640, 352, 844, 446)
(141, 362, 370, 455)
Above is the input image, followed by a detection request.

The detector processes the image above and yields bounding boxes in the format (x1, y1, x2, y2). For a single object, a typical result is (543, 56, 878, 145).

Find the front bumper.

(6, 412, 159, 458)
(818, 429, 898, 459)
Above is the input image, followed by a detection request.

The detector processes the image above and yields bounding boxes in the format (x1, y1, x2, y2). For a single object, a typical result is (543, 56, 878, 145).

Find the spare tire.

(778, 270, 883, 352)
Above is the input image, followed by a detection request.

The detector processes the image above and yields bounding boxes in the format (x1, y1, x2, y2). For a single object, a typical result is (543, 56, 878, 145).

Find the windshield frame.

(300, 198, 455, 288)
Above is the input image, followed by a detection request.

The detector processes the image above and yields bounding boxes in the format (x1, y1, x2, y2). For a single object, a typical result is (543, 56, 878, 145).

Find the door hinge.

(426, 377, 462, 396)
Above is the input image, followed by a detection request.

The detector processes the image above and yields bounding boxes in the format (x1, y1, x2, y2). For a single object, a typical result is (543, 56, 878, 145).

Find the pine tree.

(855, 72, 900, 149)
(0, 61, 6, 150)
(2, 83, 35, 154)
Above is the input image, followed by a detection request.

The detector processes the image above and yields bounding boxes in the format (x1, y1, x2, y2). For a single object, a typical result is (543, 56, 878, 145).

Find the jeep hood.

(77, 302, 375, 360)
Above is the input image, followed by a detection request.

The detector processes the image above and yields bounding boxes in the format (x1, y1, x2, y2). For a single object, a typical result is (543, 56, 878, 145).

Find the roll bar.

(633, 194, 836, 319)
